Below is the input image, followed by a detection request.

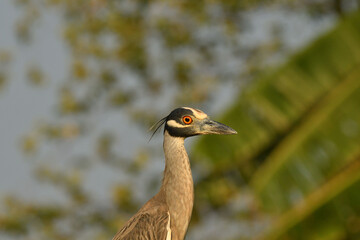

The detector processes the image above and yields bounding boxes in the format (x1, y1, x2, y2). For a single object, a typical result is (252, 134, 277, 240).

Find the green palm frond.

(194, 10, 360, 239)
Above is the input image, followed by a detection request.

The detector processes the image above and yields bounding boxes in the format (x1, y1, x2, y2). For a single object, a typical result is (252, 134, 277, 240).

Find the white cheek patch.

(182, 107, 208, 120)
(167, 120, 187, 128)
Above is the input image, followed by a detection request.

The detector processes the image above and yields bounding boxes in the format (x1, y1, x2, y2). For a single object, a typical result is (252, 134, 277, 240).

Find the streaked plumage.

(112, 107, 236, 240)
(113, 192, 170, 240)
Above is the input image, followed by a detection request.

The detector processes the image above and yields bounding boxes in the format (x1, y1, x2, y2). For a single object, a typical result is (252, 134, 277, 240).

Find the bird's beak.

(200, 119, 237, 135)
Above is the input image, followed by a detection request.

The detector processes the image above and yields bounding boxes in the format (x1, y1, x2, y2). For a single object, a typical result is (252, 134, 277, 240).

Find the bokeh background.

(1, 0, 360, 239)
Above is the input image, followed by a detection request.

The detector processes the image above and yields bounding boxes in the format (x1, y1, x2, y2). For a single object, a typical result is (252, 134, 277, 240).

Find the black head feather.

(149, 107, 236, 140)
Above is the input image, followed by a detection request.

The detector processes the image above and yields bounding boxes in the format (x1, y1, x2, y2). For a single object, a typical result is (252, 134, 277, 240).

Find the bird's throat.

(161, 131, 194, 240)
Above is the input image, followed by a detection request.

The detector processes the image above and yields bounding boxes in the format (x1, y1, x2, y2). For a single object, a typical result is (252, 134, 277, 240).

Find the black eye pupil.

(182, 116, 192, 124)
(183, 117, 191, 123)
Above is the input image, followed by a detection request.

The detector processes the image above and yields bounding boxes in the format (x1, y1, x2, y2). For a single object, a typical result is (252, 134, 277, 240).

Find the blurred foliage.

(0, 73, 7, 92)
(27, 66, 46, 86)
(21, 135, 38, 155)
(0, 50, 11, 92)
(195, 10, 360, 240)
(15, 0, 40, 43)
(1, 0, 359, 240)
(96, 133, 115, 160)
(14, 0, 302, 110)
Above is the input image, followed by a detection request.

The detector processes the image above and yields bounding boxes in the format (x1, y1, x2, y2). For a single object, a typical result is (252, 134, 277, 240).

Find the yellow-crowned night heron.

(112, 107, 237, 240)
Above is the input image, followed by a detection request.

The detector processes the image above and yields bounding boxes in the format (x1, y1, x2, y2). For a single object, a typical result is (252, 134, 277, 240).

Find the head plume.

(148, 116, 167, 141)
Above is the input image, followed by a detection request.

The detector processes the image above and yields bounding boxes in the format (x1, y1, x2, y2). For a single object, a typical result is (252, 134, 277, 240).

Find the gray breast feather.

(112, 211, 171, 240)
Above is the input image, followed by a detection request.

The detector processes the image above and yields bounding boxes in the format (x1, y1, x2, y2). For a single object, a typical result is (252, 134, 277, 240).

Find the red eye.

(182, 116, 193, 125)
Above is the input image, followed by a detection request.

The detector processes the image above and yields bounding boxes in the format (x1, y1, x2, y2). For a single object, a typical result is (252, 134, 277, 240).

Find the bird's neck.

(160, 130, 194, 240)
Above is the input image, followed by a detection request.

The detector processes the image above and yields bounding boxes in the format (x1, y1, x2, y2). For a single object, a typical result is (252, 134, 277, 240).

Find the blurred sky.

(0, 0, 68, 203)
(0, 0, 337, 206)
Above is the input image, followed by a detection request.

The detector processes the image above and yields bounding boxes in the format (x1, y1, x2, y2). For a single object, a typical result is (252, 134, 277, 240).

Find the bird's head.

(151, 107, 237, 138)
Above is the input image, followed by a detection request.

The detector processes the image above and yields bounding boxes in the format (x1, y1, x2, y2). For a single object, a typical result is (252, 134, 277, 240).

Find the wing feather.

(112, 210, 170, 240)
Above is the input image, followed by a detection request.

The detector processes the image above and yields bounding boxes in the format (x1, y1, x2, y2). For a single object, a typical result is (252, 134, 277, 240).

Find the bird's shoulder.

(112, 199, 171, 240)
